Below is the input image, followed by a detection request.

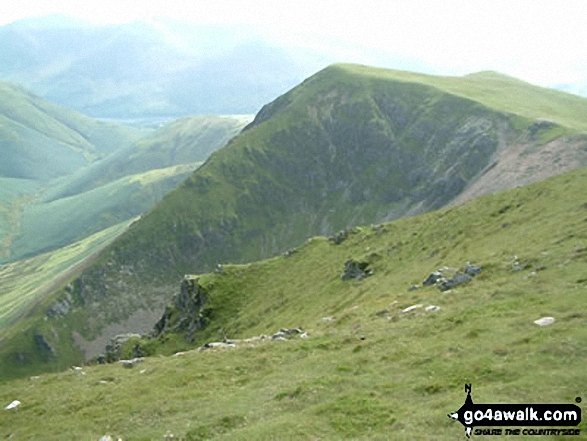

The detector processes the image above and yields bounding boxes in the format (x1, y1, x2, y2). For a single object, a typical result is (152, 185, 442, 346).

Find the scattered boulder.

(464, 263, 482, 276)
(422, 262, 482, 291)
(329, 228, 358, 245)
(105, 333, 141, 363)
(214, 264, 225, 274)
(272, 336, 287, 342)
(119, 357, 144, 368)
(408, 285, 420, 291)
(402, 304, 423, 313)
(425, 305, 441, 312)
(271, 331, 286, 340)
(4, 400, 20, 410)
(341, 259, 373, 281)
(199, 342, 236, 351)
(423, 271, 444, 286)
(280, 328, 303, 335)
(534, 317, 555, 327)
(283, 248, 297, 258)
(322, 317, 335, 322)
(438, 273, 472, 291)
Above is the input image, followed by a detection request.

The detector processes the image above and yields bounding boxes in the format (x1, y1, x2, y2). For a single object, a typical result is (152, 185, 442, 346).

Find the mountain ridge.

(4, 63, 587, 378)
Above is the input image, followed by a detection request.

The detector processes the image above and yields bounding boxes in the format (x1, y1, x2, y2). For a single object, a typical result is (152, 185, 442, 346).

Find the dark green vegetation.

(0, 17, 310, 118)
(17, 63, 587, 379)
(1, 166, 586, 440)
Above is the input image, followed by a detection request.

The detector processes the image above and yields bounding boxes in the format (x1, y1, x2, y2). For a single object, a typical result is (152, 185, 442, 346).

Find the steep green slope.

(8, 64, 587, 375)
(1, 166, 585, 439)
(0, 113, 249, 263)
(43, 115, 251, 201)
(0, 82, 144, 181)
(0, 220, 133, 337)
(8, 163, 200, 261)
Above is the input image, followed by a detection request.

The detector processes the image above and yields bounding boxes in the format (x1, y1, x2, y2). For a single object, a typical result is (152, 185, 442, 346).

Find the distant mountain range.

(0, 17, 317, 119)
(3, 63, 586, 379)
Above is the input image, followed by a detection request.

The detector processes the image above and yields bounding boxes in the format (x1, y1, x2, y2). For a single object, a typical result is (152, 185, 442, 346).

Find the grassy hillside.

(0, 113, 250, 263)
(6, 64, 587, 378)
(0, 82, 144, 181)
(1, 166, 585, 440)
(6, 163, 200, 262)
(0, 221, 130, 379)
(43, 115, 252, 201)
(337, 64, 587, 133)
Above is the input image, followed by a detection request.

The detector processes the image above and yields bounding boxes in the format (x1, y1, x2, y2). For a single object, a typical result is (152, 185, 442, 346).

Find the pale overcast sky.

(2, 0, 586, 92)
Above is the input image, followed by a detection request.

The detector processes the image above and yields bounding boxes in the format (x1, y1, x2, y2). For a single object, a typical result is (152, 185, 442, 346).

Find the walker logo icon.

(448, 384, 582, 438)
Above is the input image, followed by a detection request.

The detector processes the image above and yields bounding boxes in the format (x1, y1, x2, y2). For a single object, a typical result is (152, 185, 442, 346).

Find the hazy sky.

(3, 0, 586, 91)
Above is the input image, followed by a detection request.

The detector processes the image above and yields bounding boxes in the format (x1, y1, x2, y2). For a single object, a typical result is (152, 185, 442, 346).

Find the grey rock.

(200, 342, 236, 351)
(119, 357, 143, 368)
(46, 293, 73, 318)
(280, 328, 303, 335)
(329, 227, 359, 245)
(423, 271, 443, 286)
(153, 277, 210, 341)
(105, 333, 141, 363)
(283, 248, 297, 258)
(464, 263, 482, 276)
(438, 273, 472, 291)
(34, 333, 55, 356)
(341, 259, 373, 281)
(408, 285, 420, 291)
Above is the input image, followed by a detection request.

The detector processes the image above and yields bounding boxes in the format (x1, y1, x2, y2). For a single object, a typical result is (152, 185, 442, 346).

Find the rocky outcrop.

(152, 276, 210, 341)
(421, 263, 482, 291)
(34, 333, 55, 356)
(104, 333, 141, 363)
(341, 259, 373, 281)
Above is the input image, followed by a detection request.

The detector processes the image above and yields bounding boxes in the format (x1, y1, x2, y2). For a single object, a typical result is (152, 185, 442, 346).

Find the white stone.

(425, 305, 441, 312)
(4, 400, 20, 410)
(402, 304, 423, 313)
(534, 317, 555, 326)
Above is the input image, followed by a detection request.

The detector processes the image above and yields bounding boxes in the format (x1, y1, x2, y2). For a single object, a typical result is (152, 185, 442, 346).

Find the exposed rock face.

(153, 277, 210, 341)
(46, 293, 73, 318)
(34, 333, 55, 356)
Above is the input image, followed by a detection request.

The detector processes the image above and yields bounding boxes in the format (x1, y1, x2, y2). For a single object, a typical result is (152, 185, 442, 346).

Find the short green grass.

(335, 64, 587, 134)
(1, 167, 586, 440)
